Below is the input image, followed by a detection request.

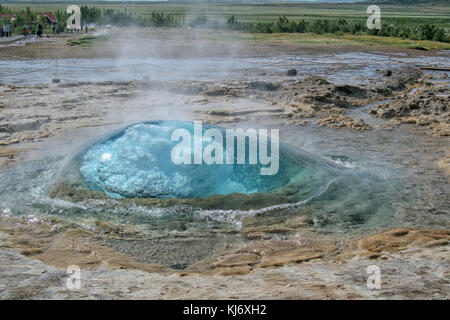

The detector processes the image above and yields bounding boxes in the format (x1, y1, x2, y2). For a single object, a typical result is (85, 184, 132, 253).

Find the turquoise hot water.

(78, 121, 337, 200)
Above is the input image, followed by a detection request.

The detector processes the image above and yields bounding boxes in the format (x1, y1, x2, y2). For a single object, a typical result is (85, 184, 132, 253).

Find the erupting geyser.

(76, 121, 338, 201)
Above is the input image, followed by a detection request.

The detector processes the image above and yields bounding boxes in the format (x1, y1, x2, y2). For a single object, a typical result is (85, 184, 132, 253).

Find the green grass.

(66, 34, 109, 46)
(231, 32, 450, 50)
(4, 2, 450, 28)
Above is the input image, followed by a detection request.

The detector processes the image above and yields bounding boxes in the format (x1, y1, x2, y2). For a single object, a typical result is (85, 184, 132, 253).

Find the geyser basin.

(2, 120, 421, 267)
(55, 121, 341, 209)
(50, 120, 408, 228)
(79, 121, 337, 199)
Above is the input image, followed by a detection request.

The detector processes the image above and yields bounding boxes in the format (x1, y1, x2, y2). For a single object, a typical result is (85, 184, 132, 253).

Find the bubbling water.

(78, 121, 339, 200)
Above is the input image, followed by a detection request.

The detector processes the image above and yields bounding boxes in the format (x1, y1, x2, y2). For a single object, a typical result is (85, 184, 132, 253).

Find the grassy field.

(231, 32, 450, 50)
(3, 1, 450, 50)
(4, 2, 450, 27)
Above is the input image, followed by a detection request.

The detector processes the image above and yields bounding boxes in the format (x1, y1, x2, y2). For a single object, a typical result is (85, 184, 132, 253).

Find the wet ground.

(1, 52, 449, 86)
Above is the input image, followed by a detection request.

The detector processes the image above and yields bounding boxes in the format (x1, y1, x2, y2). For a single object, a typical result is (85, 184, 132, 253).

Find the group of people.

(22, 23, 31, 37)
(1, 22, 89, 39)
(0, 24, 12, 38)
(68, 25, 89, 34)
(2, 22, 38, 38)
(23, 22, 55, 37)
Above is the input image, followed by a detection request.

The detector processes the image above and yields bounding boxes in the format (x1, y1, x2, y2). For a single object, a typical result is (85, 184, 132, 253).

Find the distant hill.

(365, 0, 450, 4)
(0, 0, 363, 3)
(0, 0, 448, 4)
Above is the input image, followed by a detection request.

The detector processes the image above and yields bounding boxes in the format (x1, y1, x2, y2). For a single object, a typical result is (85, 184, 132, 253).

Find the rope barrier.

(0, 66, 51, 78)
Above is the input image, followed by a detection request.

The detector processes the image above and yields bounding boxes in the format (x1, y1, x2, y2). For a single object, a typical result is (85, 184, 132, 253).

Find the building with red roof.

(0, 12, 58, 23)
(0, 13, 16, 21)
(39, 12, 57, 24)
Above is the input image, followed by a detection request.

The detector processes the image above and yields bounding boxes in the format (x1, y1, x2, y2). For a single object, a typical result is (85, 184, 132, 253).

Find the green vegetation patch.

(67, 35, 109, 47)
(2, 3, 449, 46)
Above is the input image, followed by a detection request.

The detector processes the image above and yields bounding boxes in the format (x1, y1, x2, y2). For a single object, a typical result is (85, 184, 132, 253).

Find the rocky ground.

(0, 30, 449, 299)
(1, 64, 447, 167)
(1, 214, 448, 299)
(371, 82, 449, 137)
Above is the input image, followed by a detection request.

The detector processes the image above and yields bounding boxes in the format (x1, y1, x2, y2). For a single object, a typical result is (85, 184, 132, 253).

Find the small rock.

(379, 108, 395, 118)
(384, 70, 392, 77)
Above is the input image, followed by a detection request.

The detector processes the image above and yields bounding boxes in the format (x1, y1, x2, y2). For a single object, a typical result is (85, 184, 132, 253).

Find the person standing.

(37, 23, 43, 37)
(5, 24, 11, 37)
(23, 23, 29, 37)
